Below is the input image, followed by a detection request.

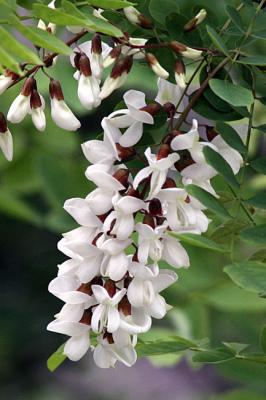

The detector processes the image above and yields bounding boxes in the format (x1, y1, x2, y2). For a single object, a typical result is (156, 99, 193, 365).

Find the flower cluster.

(47, 78, 243, 368)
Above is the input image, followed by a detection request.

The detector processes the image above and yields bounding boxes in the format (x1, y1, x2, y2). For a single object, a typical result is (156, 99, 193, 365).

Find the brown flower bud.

(174, 59, 185, 75)
(79, 309, 92, 325)
(91, 34, 102, 54)
(0, 112, 8, 133)
(113, 168, 129, 187)
(184, 9, 207, 32)
(137, 14, 154, 29)
(140, 102, 162, 116)
(21, 77, 36, 97)
(116, 143, 136, 161)
(104, 279, 116, 297)
(149, 198, 163, 216)
(30, 89, 42, 109)
(49, 79, 64, 100)
(143, 213, 155, 229)
(110, 56, 133, 79)
(74, 52, 81, 70)
(162, 177, 177, 188)
(118, 296, 131, 316)
(157, 144, 170, 160)
(206, 125, 218, 141)
(79, 54, 92, 77)
(170, 41, 187, 53)
(163, 102, 176, 118)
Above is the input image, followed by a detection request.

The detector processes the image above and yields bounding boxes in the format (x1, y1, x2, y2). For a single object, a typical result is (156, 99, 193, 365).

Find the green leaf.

(240, 224, 266, 245)
(47, 344, 67, 372)
(203, 146, 240, 190)
(237, 56, 266, 66)
(170, 232, 229, 253)
(0, 26, 42, 65)
(0, 45, 22, 75)
(86, 0, 135, 9)
(186, 184, 231, 219)
(10, 15, 73, 55)
(206, 25, 229, 56)
(260, 325, 266, 353)
(136, 336, 195, 357)
(246, 192, 266, 209)
(215, 122, 246, 154)
(209, 79, 253, 108)
(149, 0, 179, 24)
(33, 4, 123, 37)
(254, 124, 266, 134)
(226, 5, 244, 31)
(250, 157, 266, 174)
(224, 261, 266, 294)
(211, 389, 266, 400)
(193, 347, 235, 363)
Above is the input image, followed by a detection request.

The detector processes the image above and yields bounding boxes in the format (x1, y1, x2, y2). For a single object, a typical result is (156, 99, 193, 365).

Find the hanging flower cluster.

(47, 68, 243, 367)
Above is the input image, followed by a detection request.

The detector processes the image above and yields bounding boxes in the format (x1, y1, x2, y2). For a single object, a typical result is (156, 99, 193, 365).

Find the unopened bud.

(146, 53, 169, 79)
(170, 41, 202, 60)
(104, 279, 116, 297)
(184, 9, 207, 32)
(21, 77, 36, 97)
(174, 59, 186, 88)
(124, 6, 153, 29)
(79, 54, 92, 77)
(162, 177, 177, 188)
(112, 168, 129, 187)
(127, 188, 141, 198)
(163, 102, 176, 118)
(206, 126, 218, 141)
(79, 309, 92, 325)
(103, 46, 122, 68)
(91, 34, 102, 54)
(118, 296, 131, 316)
(49, 79, 64, 100)
(30, 89, 42, 109)
(111, 56, 133, 79)
(116, 143, 135, 161)
(0, 112, 8, 133)
(140, 102, 162, 116)
(74, 52, 81, 70)
(149, 198, 163, 216)
(157, 144, 170, 160)
(143, 213, 155, 229)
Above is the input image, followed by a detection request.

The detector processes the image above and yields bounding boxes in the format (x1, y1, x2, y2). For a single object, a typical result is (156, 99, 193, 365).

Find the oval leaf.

(209, 79, 253, 108)
(215, 122, 246, 154)
(224, 261, 266, 294)
(206, 25, 229, 56)
(170, 232, 230, 253)
(240, 224, 266, 245)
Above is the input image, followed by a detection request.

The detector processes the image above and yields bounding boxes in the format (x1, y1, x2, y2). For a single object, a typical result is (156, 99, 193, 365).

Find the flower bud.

(116, 143, 135, 161)
(206, 125, 218, 141)
(140, 102, 162, 116)
(112, 168, 129, 187)
(149, 198, 163, 216)
(157, 144, 170, 160)
(100, 56, 133, 100)
(184, 9, 207, 32)
(30, 89, 46, 132)
(145, 53, 169, 79)
(124, 6, 153, 29)
(91, 34, 103, 79)
(143, 213, 155, 229)
(79, 54, 92, 77)
(170, 41, 202, 60)
(174, 59, 186, 88)
(79, 309, 92, 325)
(7, 77, 35, 124)
(118, 296, 131, 316)
(0, 112, 13, 161)
(49, 79, 64, 100)
(104, 279, 116, 297)
(0, 71, 17, 95)
(103, 46, 122, 68)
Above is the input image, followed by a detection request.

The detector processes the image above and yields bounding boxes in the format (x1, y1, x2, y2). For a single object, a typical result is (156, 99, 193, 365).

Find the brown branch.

(174, 57, 229, 130)
(8, 30, 88, 89)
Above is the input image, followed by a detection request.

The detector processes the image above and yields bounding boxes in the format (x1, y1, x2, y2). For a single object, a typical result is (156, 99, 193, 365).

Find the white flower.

(121, 37, 147, 59)
(210, 135, 243, 174)
(78, 73, 101, 110)
(100, 56, 133, 100)
(93, 330, 137, 368)
(106, 90, 154, 147)
(155, 78, 184, 109)
(99, 237, 131, 281)
(127, 262, 177, 318)
(85, 164, 126, 192)
(133, 147, 179, 199)
(0, 74, 13, 95)
(0, 113, 13, 161)
(103, 193, 145, 239)
(135, 223, 165, 263)
(48, 274, 96, 304)
(29, 91, 46, 132)
(64, 198, 103, 227)
(50, 98, 81, 131)
(146, 53, 169, 79)
(7, 94, 30, 124)
(91, 285, 126, 333)
(157, 187, 209, 233)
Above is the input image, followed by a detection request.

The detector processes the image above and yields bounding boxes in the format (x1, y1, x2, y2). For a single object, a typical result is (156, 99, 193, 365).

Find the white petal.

(106, 253, 129, 281)
(64, 334, 90, 361)
(162, 236, 190, 268)
(64, 198, 101, 226)
(91, 285, 109, 303)
(152, 269, 177, 292)
(51, 99, 80, 131)
(93, 343, 116, 368)
(78, 74, 101, 110)
(7, 94, 30, 123)
(133, 166, 152, 189)
(0, 129, 13, 161)
(31, 107, 46, 132)
(119, 120, 143, 147)
(47, 320, 89, 336)
(107, 306, 120, 333)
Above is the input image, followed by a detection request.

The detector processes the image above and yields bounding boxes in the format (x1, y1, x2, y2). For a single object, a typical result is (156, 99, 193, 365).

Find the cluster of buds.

(47, 77, 243, 368)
